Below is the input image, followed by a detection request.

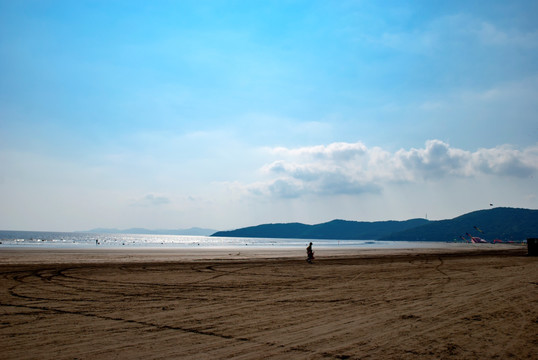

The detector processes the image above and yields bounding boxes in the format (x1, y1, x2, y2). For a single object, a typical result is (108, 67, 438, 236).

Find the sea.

(0, 230, 450, 250)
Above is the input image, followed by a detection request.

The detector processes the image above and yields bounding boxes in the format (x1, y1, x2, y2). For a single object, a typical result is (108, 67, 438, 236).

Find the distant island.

(85, 227, 217, 236)
(212, 207, 538, 242)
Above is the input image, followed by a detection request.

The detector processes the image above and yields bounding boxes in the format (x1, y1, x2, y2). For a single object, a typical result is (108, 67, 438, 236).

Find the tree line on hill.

(211, 207, 538, 242)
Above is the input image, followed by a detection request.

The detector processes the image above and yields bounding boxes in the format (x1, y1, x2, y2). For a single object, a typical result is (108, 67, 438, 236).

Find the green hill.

(382, 207, 538, 242)
(212, 208, 538, 242)
(212, 218, 429, 240)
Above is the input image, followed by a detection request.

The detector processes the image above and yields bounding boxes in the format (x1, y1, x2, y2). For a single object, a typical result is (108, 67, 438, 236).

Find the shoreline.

(0, 242, 527, 265)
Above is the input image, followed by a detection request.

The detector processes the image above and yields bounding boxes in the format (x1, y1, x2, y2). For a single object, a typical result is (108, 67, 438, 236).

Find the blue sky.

(1, 0, 537, 231)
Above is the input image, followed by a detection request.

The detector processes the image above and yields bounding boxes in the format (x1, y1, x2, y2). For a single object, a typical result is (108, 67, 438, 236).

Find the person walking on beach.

(306, 242, 314, 263)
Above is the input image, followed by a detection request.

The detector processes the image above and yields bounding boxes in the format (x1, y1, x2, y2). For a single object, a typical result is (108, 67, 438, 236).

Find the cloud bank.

(249, 140, 538, 198)
(130, 194, 171, 207)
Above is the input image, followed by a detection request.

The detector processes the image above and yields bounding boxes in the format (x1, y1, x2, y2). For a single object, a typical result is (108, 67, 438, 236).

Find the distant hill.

(212, 218, 429, 240)
(382, 207, 538, 242)
(212, 208, 538, 242)
(86, 227, 217, 236)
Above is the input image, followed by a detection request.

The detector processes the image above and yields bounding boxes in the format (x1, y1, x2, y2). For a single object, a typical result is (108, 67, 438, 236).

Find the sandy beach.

(0, 245, 536, 359)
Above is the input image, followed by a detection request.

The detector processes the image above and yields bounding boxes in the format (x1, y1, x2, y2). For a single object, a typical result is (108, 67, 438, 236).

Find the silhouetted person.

(306, 242, 314, 263)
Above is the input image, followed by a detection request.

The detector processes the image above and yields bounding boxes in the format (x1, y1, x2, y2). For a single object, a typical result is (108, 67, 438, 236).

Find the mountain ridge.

(212, 207, 538, 241)
(212, 218, 429, 240)
(381, 207, 538, 242)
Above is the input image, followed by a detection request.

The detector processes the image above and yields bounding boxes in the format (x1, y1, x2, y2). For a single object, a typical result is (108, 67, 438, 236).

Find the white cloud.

(270, 141, 368, 160)
(130, 194, 171, 207)
(248, 140, 538, 198)
(368, 13, 538, 57)
(395, 140, 471, 179)
(471, 145, 538, 177)
(474, 21, 538, 48)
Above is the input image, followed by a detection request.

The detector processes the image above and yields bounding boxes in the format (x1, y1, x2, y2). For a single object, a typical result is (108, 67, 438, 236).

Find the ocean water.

(0, 230, 448, 250)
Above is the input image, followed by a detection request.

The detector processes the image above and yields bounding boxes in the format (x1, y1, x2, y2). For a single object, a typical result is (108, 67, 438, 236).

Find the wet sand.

(0, 245, 536, 359)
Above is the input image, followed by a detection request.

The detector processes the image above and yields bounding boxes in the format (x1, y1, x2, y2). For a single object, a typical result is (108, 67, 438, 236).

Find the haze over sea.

(0, 230, 453, 250)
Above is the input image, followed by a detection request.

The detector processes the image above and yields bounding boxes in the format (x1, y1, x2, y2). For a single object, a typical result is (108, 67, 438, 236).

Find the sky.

(1, 0, 537, 232)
